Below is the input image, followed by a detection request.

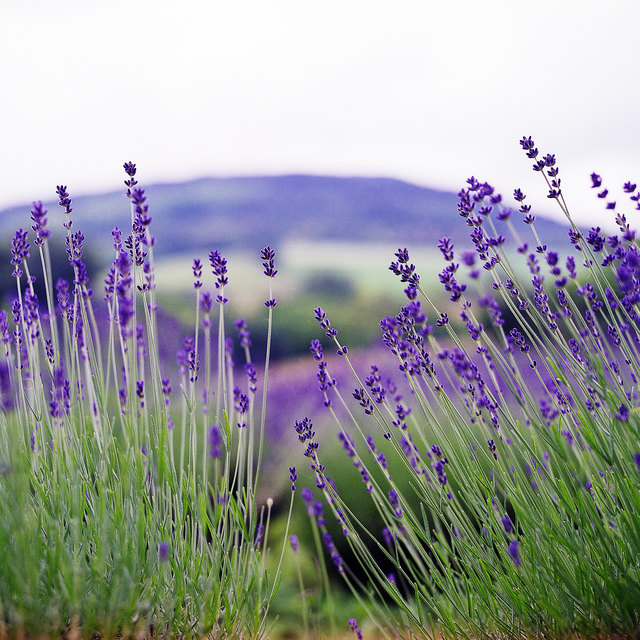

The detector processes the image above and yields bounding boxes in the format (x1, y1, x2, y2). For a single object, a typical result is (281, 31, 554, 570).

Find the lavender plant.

(0, 164, 290, 639)
(295, 138, 640, 639)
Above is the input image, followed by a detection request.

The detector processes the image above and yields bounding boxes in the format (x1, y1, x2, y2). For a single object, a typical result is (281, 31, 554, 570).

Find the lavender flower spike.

(208, 424, 223, 458)
(10, 229, 30, 277)
(348, 617, 363, 639)
(158, 541, 169, 563)
(261, 246, 277, 277)
(30, 202, 51, 246)
(507, 539, 521, 567)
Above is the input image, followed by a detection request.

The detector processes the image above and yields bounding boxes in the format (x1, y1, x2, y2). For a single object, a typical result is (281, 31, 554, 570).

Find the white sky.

(1, 0, 639, 226)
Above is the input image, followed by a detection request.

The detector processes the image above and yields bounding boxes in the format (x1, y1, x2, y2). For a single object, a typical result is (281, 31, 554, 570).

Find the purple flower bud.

(56, 185, 72, 216)
(192, 258, 203, 289)
(348, 618, 363, 639)
(616, 404, 630, 422)
(123, 162, 137, 178)
(507, 539, 521, 567)
(501, 515, 514, 534)
(289, 466, 297, 491)
(158, 541, 169, 563)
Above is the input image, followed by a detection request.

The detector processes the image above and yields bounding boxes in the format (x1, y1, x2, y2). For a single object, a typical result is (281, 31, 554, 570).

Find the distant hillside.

(0, 175, 571, 258)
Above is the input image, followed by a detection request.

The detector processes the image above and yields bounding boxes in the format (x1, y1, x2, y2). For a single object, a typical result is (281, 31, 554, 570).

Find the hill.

(0, 175, 571, 258)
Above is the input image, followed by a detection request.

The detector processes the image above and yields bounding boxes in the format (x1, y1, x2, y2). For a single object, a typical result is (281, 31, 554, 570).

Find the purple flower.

(56, 185, 72, 217)
(192, 258, 203, 289)
(348, 618, 363, 639)
(616, 404, 629, 422)
(353, 388, 374, 415)
(245, 363, 258, 393)
(131, 188, 151, 230)
(501, 515, 514, 534)
(122, 162, 138, 197)
(123, 161, 137, 178)
(322, 533, 344, 574)
(158, 541, 169, 563)
(313, 501, 326, 526)
(632, 453, 640, 471)
(208, 424, 223, 458)
(295, 417, 319, 460)
(162, 378, 171, 404)
(261, 246, 278, 277)
(123, 163, 138, 200)
(289, 534, 299, 553)
(519, 135, 536, 155)
(507, 539, 521, 567)
(209, 250, 229, 303)
(461, 250, 476, 267)
(30, 202, 51, 246)
(301, 487, 314, 509)
(289, 466, 297, 492)
(10, 229, 30, 277)
(381, 527, 396, 547)
(314, 306, 337, 338)
(235, 318, 252, 348)
(438, 237, 454, 261)
(200, 291, 213, 314)
(388, 489, 402, 518)
(389, 247, 420, 287)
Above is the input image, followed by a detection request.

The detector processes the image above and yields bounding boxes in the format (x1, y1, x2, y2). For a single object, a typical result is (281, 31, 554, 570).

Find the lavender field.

(1, 138, 640, 639)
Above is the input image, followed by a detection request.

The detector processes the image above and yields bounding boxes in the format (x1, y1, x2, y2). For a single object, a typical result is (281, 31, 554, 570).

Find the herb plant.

(296, 138, 640, 639)
(0, 164, 288, 639)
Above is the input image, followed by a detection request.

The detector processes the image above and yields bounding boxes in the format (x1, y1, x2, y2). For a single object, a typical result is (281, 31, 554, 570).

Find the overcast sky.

(1, 0, 638, 227)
